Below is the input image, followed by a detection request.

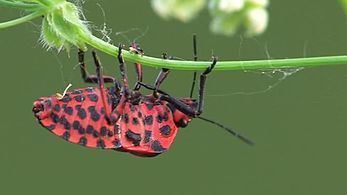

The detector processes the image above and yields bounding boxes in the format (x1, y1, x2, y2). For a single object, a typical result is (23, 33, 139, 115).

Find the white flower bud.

(247, 0, 269, 7)
(151, 0, 206, 22)
(218, 0, 245, 13)
(151, 0, 173, 19)
(246, 8, 268, 35)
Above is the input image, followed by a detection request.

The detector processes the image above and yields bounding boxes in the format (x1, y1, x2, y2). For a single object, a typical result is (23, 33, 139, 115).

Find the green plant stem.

(0, 9, 46, 29)
(0, 0, 40, 10)
(2, 0, 347, 71)
(82, 33, 347, 71)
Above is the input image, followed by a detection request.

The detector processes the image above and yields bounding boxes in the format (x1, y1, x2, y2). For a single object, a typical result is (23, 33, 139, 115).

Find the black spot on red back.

(144, 115, 153, 125)
(97, 139, 106, 149)
(51, 113, 60, 123)
(53, 104, 61, 112)
(62, 131, 70, 140)
(78, 127, 85, 135)
(86, 125, 94, 134)
(88, 106, 100, 122)
(156, 115, 163, 123)
(73, 121, 81, 130)
(125, 130, 141, 146)
(60, 116, 71, 130)
(85, 87, 94, 93)
(93, 130, 99, 138)
(78, 137, 87, 146)
(113, 140, 121, 148)
(151, 140, 166, 152)
(145, 103, 153, 110)
(64, 106, 73, 115)
(107, 130, 114, 137)
(159, 125, 171, 136)
(87, 94, 99, 102)
(100, 108, 106, 114)
(72, 121, 85, 134)
(72, 89, 83, 95)
(144, 130, 152, 143)
(62, 104, 67, 110)
(76, 106, 87, 120)
(100, 126, 108, 136)
(132, 117, 139, 125)
(74, 95, 85, 102)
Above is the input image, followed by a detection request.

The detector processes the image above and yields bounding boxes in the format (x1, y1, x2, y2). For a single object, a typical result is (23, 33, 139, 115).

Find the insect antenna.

(197, 116, 254, 146)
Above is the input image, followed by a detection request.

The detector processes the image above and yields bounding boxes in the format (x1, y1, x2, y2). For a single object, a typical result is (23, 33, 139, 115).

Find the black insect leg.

(153, 68, 170, 95)
(78, 49, 116, 83)
(159, 56, 217, 117)
(117, 45, 131, 98)
(153, 53, 171, 97)
(105, 45, 133, 125)
(131, 42, 144, 91)
(91, 51, 114, 122)
(196, 56, 217, 115)
(135, 82, 170, 96)
(88, 49, 127, 125)
(189, 34, 198, 98)
(133, 62, 143, 91)
(159, 95, 197, 117)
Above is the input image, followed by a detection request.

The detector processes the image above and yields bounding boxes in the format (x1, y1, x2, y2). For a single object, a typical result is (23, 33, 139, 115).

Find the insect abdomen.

(34, 87, 120, 149)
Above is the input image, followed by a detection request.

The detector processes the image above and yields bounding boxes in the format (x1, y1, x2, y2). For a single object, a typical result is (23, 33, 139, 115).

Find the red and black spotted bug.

(33, 37, 253, 157)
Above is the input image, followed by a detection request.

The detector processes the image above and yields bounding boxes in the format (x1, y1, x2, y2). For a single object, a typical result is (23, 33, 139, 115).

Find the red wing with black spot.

(116, 100, 179, 156)
(33, 87, 120, 149)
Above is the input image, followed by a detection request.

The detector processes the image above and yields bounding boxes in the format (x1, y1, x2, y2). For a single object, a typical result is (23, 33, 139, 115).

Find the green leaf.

(41, 16, 64, 49)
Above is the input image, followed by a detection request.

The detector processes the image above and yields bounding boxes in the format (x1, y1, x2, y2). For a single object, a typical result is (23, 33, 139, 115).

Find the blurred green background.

(1, 0, 347, 194)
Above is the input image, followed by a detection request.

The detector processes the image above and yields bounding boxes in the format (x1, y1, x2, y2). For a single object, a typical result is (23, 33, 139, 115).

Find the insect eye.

(32, 104, 43, 114)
